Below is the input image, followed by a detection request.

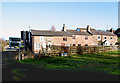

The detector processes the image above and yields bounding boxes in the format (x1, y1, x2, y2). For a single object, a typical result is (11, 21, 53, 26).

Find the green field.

(16, 51, 120, 75)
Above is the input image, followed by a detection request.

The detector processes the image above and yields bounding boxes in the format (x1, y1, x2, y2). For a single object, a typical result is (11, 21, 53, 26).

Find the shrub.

(78, 46, 84, 55)
(2, 44, 5, 51)
(7, 42, 9, 45)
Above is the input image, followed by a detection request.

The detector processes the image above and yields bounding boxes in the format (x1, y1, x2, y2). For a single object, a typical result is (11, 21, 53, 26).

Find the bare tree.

(50, 25, 56, 31)
(0, 38, 9, 46)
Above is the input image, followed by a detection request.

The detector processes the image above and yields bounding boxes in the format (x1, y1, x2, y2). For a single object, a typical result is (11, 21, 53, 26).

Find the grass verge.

(15, 51, 120, 75)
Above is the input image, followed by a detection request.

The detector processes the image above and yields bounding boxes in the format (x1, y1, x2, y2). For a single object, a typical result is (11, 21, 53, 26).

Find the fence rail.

(45, 45, 119, 56)
(70, 46, 119, 55)
(2, 45, 119, 61)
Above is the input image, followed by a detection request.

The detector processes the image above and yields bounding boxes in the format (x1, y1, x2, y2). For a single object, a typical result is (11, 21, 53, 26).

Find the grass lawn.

(16, 51, 120, 75)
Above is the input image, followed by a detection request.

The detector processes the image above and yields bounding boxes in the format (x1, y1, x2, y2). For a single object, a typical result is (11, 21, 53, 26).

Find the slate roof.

(66, 31, 91, 35)
(31, 29, 91, 36)
(90, 30, 116, 36)
(66, 29, 75, 31)
(31, 29, 72, 37)
(31, 29, 116, 36)
(77, 28, 96, 30)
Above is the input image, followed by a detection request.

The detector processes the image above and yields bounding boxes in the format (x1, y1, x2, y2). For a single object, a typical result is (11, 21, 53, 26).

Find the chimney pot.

(63, 24, 65, 27)
(62, 24, 66, 31)
(87, 25, 90, 32)
(110, 28, 113, 33)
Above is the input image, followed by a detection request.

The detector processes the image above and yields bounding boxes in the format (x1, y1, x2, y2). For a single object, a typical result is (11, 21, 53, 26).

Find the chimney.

(87, 25, 90, 32)
(110, 28, 113, 33)
(62, 24, 66, 31)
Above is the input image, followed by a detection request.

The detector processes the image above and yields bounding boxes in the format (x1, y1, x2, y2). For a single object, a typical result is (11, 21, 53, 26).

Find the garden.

(16, 51, 120, 75)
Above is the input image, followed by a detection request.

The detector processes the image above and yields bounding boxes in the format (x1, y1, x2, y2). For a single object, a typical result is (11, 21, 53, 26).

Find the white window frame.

(48, 43, 53, 47)
(34, 43, 36, 50)
(72, 36, 76, 39)
(98, 36, 100, 40)
(66, 44, 70, 46)
(85, 36, 88, 40)
(35, 43, 41, 49)
(40, 37, 44, 41)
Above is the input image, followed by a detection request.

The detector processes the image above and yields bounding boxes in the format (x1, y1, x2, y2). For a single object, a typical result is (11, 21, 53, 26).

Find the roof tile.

(90, 30, 116, 36)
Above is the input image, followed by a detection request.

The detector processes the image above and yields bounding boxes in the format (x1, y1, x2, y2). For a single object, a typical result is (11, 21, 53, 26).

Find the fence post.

(103, 46, 105, 52)
(88, 47, 90, 54)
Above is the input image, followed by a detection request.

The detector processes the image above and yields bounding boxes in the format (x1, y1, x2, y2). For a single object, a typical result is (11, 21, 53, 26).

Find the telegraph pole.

(19, 43, 20, 61)
(19, 38, 21, 61)
(23, 30, 25, 50)
(28, 26, 31, 46)
(28, 26, 31, 51)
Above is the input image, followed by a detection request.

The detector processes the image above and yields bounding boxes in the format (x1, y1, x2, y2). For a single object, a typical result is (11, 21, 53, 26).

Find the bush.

(7, 42, 9, 45)
(78, 46, 84, 54)
(2, 44, 5, 51)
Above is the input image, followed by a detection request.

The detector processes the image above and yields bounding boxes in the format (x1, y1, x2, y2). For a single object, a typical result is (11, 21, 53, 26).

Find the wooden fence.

(3, 46, 118, 61)
(70, 46, 119, 55)
(46, 45, 119, 56)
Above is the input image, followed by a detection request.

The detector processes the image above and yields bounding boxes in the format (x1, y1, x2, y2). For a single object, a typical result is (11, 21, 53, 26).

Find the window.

(11, 38, 21, 41)
(40, 37, 44, 41)
(73, 44, 76, 46)
(66, 44, 70, 46)
(36, 43, 37, 48)
(38, 43, 40, 49)
(37, 43, 40, 49)
(98, 43, 101, 45)
(48, 43, 52, 47)
(104, 37, 107, 39)
(11, 42, 19, 46)
(78, 44, 81, 46)
(85, 36, 88, 40)
(35, 43, 41, 49)
(63, 37, 67, 41)
(61, 43, 65, 46)
(106, 43, 107, 45)
(110, 37, 113, 39)
(98, 36, 100, 40)
(85, 44, 88, 46)
(72, 36, 76, 39)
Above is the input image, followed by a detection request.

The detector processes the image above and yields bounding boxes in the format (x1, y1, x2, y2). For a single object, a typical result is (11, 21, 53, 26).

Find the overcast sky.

(1, 2, 118, 40)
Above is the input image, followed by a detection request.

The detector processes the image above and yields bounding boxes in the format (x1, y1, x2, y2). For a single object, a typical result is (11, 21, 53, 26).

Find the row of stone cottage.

(21, 24, 117, 53)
